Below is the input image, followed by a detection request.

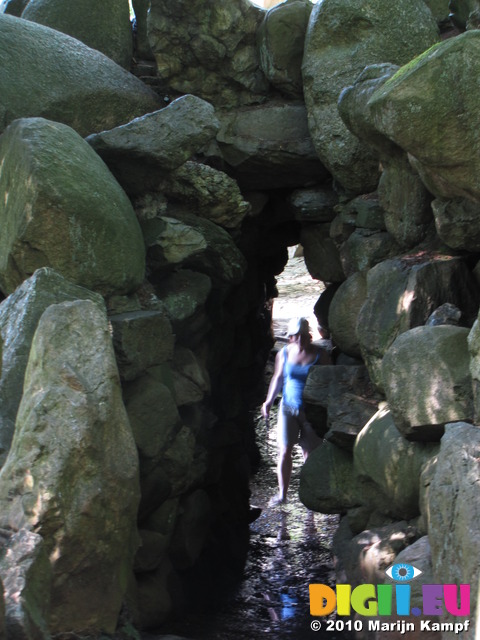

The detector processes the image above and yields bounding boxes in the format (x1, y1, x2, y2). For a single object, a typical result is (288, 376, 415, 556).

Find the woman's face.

(289, 331, 311, 346)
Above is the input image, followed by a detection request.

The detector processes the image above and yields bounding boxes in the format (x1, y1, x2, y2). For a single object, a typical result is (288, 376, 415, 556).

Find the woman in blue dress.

(261, 317, 331, 506)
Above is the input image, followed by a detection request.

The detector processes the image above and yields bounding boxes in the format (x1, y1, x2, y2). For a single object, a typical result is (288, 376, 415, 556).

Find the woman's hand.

(261, 402, 270, 420)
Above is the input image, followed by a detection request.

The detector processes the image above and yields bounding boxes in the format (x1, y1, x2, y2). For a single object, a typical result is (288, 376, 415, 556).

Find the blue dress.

(283, 347, 319, 414)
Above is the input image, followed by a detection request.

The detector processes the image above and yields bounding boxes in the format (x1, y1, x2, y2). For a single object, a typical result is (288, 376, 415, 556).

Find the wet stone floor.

(158, 408, 349, 640)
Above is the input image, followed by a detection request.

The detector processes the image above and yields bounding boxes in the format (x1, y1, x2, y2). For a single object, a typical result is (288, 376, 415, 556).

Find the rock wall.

(1, 0, 480, 638)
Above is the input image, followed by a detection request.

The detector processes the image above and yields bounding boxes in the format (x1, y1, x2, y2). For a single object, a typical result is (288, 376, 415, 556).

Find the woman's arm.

(261, 347, 285, 420)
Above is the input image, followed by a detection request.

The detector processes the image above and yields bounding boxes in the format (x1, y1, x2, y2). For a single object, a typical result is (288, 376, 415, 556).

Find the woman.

(261, 317, 331, 506)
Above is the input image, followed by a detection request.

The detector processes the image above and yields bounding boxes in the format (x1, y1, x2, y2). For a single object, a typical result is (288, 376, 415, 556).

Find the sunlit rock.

(328, 271, 368, 358)
(354, 406, 439, 518)
(0, 529, 50, 640)
(302, 0, 439, 194)
(0, 268, 104, 467)
(0, 118, 146, 296)
(382, 326, 473, 440)
(357, 254, 480, 389)
(368, 31, 480, 202)
(0, 300, 140, 635)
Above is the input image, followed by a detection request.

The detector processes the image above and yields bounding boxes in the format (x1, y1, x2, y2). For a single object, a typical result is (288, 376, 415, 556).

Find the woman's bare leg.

(277, 444, 294, 502)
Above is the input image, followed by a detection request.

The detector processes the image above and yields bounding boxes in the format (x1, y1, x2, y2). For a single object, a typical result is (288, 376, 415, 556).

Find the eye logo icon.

(385, 563, 422, 583)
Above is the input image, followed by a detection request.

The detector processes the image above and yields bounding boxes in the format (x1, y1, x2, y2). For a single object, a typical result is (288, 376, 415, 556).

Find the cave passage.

(157, 250, 347, 640)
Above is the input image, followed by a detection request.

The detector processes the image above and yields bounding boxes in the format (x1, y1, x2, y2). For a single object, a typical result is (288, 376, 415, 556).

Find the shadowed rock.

(213, 101, 329, 190)
(0, 530, 50, 640)
(21, 0, 133, 69)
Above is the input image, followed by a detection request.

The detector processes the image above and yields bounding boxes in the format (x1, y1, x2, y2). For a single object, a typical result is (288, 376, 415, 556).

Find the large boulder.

(328, 271, 368, 358)
(147, 0, 269, 108)
(300, 223, 345, 283)
(336, 519, 421, 587)
(0, 14, 161, 137)
(368, 31, 480, 203)
(21, 0, 133, 69)
(382, 326, 473, 440)
(86, 95, 221, 195)
(154, 163, 251, 230)
(0, 268, 104, 466)
(427, 422, 480, 637)
(0, 117, 146, 296)
(109, 310, 175, 382)
(303, 364, 381, 449)
(338, 63, 401, 158)
(354, 406, 439, 519)
(357, 254, 480, 389)
(299, 440, 362, 513)
(378, 152, 434, 249)
(302, 0, 439, 194)
(354, 534, 439, 638)
(213, 101, 329, 190)
(339, 64, 436, 249)
(0, 0, 28, 15)
(431, 197, 480, 252)
(0, 300, 140, 635)
(141, 213, 247, 293)
(339, 228, 401, 278)
(124, 376, 181, 472)
(423, 0, 450, 23)
(288, 187, 338, 224)
(257, 0, 313, 98)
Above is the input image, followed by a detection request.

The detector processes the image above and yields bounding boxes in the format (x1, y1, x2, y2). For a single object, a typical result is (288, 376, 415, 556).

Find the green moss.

(384, 40, 444, 86)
